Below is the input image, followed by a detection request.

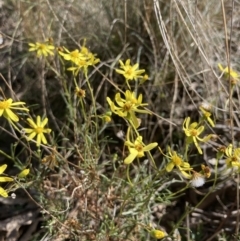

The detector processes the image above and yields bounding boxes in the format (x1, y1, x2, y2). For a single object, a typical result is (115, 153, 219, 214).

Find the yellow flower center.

(123, 101, 133, 111)
(126, 68, 133, 76)
(38, 44, 46, 50)
(190, 129, 198, 136)
(135, 144, 143, 152)
(172, 155, 182, 166)
(0, 100, 10, 110)
(231, 156, 238, 163)
(35, 127, 43, 134)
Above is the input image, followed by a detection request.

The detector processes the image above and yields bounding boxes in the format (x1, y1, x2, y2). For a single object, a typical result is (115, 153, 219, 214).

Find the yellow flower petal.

(193, 137, 203, 154)
(0, 177, 13, 182)
(40, 133, 47, 144)
(124, 149, 138, 164)
(0, 187, 8, 197)
(150, 229, 165, 239)
(218, 63, 224, 72)
(5, 108, 19, 122)
(166, 162, 174, 172)
(41, 118, 48, 127)
(27, 132, 37, 141)
(143, 142, 158, 152)
(27, 118, 38, 128)
(0, 164, 7, 174)
(18, 169, 30, 178)
(36, 133, 42, 146)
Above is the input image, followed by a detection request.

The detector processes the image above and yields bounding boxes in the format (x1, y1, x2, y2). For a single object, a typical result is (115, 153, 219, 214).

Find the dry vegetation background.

(0, 0, 240, 241)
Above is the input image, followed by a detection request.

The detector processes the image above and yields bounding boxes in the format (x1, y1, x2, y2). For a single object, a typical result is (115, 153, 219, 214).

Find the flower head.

(68, 47, 100, 75)
(29, 41, 55, 57)
(183, 117, 211, 154)
(165, 147, 191, 171)
(0, 164, 14, 197)
(116, 59, 146, 88)
(106, 90, 149, 128)
(24, 116, 51, 147)
(159, 147, 192, 178)
(224, 144, 240, 169)
(124, 135, 158, 164)
(199, 106, 215, 127)
(218, 63, 239, 85)
(0, 98, 29, 122)
(75, 87, 86, 98)
(59, 44, 100, 75)
(190, 171, 205, 187)
(58, 47, 86, 64)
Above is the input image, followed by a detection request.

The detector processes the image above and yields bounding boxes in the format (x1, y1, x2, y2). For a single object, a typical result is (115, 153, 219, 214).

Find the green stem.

(126, 164, 133, 186)
(84, 72, 98, 143)
(184, 143, 189, 161)
(0, 150, 14, 161)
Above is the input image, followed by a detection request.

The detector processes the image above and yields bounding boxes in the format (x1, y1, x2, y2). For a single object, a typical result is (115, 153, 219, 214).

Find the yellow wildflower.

(80, 46, 100, 66)
(106, 90, 149, 128)
(59, 45, 100, 75)
(225, 144, 240, 169)
(124, 136, 158, 164)
(159, 147, 192, 178)
(199, 106, 215, 127)
(24, 116, 51, 147)
(29, 41, 55, 57)
(0, 98, 29, 122)
(116, 59, 146, 88)
(183, 117, 211, 154)
(58, 46, 86, 64)
(68, 51, 99, 75)
(218, 63, 239, 85)
(0, 164, 14, 198)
